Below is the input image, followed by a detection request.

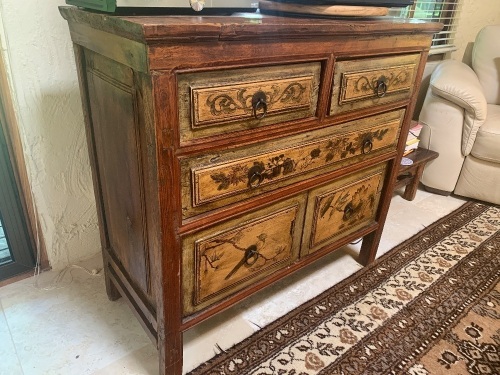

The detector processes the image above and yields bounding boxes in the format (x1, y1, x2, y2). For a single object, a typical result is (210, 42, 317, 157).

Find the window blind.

(389, 0, 462, 50)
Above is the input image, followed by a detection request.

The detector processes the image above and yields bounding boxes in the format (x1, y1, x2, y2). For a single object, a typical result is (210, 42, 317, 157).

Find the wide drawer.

(181, 109, 404, 218)
(330, 54, 420, 115)
(302, 164, 386, 255)
(182, 195, 306, 315)
(177, 62, 321, 143)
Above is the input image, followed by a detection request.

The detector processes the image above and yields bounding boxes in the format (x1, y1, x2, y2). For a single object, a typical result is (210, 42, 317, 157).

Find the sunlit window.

(390, 0, 462, 50)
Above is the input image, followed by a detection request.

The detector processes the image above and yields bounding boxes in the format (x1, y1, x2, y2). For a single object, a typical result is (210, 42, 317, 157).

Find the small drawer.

(330, 54, 420, 115)
(181, 109, 404, 219)
(302, 164, 386, 255)
(182, 195, 306, 315)
(177, 62, 321, 143)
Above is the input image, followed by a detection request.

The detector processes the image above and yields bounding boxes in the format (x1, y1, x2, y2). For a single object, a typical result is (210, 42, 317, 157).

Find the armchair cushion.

(430, 60, 488, 155)
(470, 104, 500, 163)
(472, 25, 500, 105)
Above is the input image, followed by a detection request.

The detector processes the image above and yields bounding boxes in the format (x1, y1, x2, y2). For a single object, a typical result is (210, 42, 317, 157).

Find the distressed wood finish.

(189, 111, 402, 212)
(60, 7, 442, 375)
(178, 62, 321, 142)
(182, 195, 305, 314)
(303, 164, 386, 254)
(194, 207, 298, 305)
(193, 76, 313, 124)
(330, 54, 420, 115)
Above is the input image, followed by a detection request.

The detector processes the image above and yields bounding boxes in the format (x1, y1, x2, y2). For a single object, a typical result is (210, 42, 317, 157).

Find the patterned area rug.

(189, 201, 500, 375)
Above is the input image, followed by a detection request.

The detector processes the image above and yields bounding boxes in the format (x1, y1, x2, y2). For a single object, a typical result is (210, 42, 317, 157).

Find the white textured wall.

(452, 0, 500, 62)
(0, 1, 100, 270)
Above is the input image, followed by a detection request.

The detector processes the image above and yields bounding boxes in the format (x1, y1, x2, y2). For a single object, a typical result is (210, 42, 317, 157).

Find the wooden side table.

(395, 148, 439, 201)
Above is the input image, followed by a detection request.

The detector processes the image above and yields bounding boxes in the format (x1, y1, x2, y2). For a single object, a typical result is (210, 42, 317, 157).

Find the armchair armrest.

(429, 60, 488, 155)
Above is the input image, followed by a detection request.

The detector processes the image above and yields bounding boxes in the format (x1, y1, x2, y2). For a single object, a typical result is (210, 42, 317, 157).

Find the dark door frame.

(0, 52, 49, 283)
(0, 124, 35, 279)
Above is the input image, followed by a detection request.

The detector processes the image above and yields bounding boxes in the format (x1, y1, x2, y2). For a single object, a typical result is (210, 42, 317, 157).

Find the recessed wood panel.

(177, 62, 321, 142)
(330, 54, 420, 115)
(86, 52, 150, 294)
(302, 164, 386, 255)
(340, 64, 416, 103)
(182, 195, 306, 315)
(192, 76, 315, 127)
(181, 110, 403, 218)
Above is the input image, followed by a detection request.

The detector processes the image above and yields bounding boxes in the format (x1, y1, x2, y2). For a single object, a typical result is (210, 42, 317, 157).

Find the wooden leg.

(102, 250, 121, 301)
(159, 330, 183, 375)
(359, 159, 397, 266)
(358, 231, 380, 266)
(104, 268, 121, 301)
(402, 165, 425, 201)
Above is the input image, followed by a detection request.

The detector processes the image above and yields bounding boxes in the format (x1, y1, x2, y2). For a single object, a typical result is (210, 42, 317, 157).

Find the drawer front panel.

(183, 110, 403, 217)
(302, 164, 386, 255)
(330, 54, 420, 115)
(182, 195, 306, 315)
(193, 76, 314, 126)
(178, 62, 321, 142)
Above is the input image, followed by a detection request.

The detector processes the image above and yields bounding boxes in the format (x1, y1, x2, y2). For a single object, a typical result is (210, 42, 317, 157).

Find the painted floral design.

(206, 82, 307, 117)
(353, 69, 411, 95)
(210, 165, 249, 191)
(319, 184, 376, 230)
(208, 126, 391, 193)
(246, 154, 299, 186)
(201, 231, 285, 277)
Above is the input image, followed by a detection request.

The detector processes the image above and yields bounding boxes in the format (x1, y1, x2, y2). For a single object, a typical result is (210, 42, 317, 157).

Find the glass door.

(0, 118, 35, 281)
(0, 215, 12, 265)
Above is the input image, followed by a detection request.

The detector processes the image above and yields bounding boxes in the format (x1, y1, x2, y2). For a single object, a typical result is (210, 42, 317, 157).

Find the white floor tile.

(91, 345, 158, 375)
(0, 300, 24, 375)
(0, 268, 151, 375)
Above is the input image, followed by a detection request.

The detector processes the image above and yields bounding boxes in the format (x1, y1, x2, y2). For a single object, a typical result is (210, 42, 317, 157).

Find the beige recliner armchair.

(418, 25, 500, 205)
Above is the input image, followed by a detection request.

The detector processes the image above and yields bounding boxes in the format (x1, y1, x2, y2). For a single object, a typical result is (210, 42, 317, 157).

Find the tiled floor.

(0, 187, 467, 375)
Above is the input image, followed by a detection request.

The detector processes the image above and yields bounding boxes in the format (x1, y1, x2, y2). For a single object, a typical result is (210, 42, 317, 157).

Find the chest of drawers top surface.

(60, 7, 441, 43)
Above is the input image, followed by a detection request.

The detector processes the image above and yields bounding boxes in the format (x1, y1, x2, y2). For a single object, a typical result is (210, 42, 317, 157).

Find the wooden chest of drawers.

(60, 7, 441, 374)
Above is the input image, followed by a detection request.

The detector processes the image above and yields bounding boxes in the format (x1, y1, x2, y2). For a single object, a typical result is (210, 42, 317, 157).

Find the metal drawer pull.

(225, 245, 260, 280)
(343, 203, 355, 221)
(243, 245, 259, 265)
(376, 77, 388, 98)
(209, 155, 221, 163)
(248, 172, 263, 188)
(362, 139, 373, 154)
(252, 91, 268, 119)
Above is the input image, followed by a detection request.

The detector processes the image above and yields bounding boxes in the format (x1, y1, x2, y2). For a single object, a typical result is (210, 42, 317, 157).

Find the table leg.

(403, 165, 425, 201)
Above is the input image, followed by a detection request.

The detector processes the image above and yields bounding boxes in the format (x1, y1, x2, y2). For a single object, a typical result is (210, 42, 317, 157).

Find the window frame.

(389, 0, 462, 52)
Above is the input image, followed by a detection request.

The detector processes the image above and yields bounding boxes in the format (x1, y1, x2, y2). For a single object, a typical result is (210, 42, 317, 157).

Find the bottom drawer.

(182, 195, 306, 315)
(302, 164, 387, 255)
